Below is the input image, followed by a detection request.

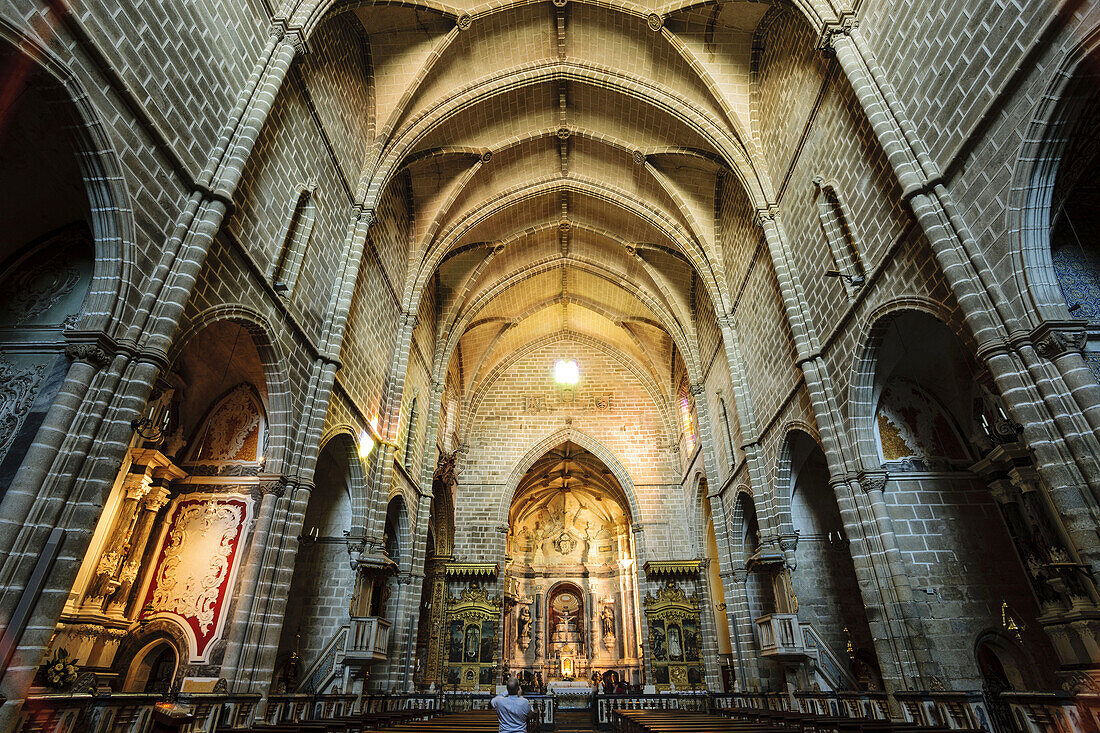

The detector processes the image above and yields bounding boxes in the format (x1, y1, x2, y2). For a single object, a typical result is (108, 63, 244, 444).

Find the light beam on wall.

(359, 430, 376, 459)
(554, 359, 579, 386)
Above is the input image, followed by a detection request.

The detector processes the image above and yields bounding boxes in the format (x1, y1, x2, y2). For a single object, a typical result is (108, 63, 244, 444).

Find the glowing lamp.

(554, 359, 579, 386)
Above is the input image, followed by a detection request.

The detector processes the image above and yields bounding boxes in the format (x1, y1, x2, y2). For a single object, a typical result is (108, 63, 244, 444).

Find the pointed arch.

(494, 427, 642, 530)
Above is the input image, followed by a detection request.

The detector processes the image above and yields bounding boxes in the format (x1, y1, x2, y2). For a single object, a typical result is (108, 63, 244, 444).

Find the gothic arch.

(848, 298, 964, 469)
(0, 19, 134, 334)
(772, 422, 821, 535)
(169, 306, 292, 473)
(317, 428, 371, 537)
(494, 427, 642, 532)
(1008, 26, 1100, 324)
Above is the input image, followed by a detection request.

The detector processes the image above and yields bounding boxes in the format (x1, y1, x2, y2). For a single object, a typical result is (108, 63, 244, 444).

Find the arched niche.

(856, 309, 1058, 689)
(0, 42, 103, 498)
(273, 434, 356, 694)
(122, 638, 179, 694)
(975, 632, 1034, 693)
(783, 430, 880, 691)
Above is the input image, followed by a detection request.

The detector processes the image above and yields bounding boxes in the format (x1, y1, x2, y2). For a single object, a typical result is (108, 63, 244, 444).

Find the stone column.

(219, 478, 287, 684)
(726, 569, 760, 691)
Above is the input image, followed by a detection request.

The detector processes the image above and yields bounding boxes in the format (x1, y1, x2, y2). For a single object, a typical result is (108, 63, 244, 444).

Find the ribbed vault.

(309, 0, 794, 435)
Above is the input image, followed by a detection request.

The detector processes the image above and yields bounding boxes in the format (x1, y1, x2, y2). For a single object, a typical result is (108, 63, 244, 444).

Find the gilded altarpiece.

(644, 582, 703, 690)
(420, 558, 449, 687)
(443, 585, 501, 689)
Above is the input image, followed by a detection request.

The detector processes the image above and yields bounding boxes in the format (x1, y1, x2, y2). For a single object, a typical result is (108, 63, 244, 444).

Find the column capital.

(1030, 320, 1089, 360)
(259, 475, 290, 497)
(754, 206, 779, 230)
(143, 486, 172, 512)
(857, 470, 888, 494)
(817, 15, 858, 53)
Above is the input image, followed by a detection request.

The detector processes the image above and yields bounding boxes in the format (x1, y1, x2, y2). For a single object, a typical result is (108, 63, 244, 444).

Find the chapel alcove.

(0, 46, 96, 499)
(784, 430, 880, 691)
(502, 441, 642, 686)
(54, 319, 271, 680)
(274, 434, 357, 693)
(868, 310, 1058, 689)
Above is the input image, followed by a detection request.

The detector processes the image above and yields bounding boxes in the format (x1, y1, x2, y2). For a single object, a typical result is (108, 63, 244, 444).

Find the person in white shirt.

(491, 677, 535, 733)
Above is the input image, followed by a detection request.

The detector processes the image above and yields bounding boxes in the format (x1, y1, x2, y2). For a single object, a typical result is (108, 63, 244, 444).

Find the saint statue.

(518, 605, 531, 639)
(464, 625, 480, 661)
(600, 605, 615, 637)
(667, 625, 683, 660)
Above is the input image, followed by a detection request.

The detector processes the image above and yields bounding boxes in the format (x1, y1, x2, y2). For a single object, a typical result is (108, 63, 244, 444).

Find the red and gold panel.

(141, 495, 253, 660)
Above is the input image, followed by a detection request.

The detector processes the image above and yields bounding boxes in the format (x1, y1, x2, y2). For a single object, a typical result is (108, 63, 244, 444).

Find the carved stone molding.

(0, 356, 47, 458)
(857, 470, 888, 494)
(64, 343, 112, 368)
(259, 476, 289, 497)
(1031, 321, 1088, 359)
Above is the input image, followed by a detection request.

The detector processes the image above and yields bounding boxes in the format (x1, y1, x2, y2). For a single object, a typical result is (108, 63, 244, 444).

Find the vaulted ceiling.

(509, 442, 631, 528)
(331, 0, 785, 405)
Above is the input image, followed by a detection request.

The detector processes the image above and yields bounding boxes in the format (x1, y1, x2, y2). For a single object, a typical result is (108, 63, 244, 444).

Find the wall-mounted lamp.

(273, 281, 289, 295)
(824, 269, 865, 287)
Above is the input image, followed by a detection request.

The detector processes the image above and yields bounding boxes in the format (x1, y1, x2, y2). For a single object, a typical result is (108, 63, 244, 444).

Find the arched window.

(718, 397, 735, 468)
(271, 187, 317, 295)
(814, 178, 865, 297)
(678, 379, 696, 453)
(404, 397, 418, 470)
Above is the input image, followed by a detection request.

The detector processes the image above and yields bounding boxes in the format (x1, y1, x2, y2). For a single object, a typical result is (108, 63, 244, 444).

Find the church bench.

(364, 710, 500, 732)
(613, 709, 787, 733)
(716, 707, 983, 733)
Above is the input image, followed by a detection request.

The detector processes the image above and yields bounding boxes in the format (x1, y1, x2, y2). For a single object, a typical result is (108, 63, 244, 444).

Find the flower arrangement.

(43, 648, 79, 690)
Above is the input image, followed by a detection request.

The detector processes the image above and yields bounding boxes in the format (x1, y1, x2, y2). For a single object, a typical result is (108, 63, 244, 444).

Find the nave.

(2, 0, 1100, 732)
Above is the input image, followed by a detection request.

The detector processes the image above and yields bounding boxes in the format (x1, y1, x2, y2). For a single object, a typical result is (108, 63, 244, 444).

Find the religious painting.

(644, 582, 704, 690)
(874, 378, 969, 467)
(479, 620, 496, 663)
(448, 620, 463, 662)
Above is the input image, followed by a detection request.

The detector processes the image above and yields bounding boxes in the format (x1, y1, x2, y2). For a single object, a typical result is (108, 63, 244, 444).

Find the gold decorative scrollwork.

(644, 582, 704, 690)
(443, 584, 501, 689)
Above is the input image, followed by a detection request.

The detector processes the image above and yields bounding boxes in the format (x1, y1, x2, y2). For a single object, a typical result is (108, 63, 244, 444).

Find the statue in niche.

(601, 605, 616, 651)
(600, 606, 615, 637)
(667, 625, 683, 661)
(518, 605, 532, 649)
(464, 625, 480, 661)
